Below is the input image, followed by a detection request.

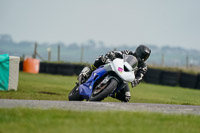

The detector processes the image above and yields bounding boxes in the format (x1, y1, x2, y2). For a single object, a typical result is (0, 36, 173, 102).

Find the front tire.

(68, 84, 84, 101)
(89, 79, 118, 101)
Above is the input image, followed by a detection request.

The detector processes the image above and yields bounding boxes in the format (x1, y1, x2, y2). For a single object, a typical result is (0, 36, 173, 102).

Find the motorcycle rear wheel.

(89, 78, 118, 101)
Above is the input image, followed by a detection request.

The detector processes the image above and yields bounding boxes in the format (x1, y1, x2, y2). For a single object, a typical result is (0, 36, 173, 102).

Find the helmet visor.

(141, 52, 150, 61)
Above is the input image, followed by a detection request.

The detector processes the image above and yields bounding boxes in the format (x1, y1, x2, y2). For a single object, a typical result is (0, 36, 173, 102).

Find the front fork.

(96, 75, 127, 96)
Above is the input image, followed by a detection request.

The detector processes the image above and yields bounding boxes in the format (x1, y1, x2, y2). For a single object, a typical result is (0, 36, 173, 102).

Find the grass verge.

(0, 72, 200, 105)
(0, 108, 200, 133)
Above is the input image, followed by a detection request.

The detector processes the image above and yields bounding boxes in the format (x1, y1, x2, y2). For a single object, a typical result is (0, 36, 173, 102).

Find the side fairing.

(79, 67, 107, 99)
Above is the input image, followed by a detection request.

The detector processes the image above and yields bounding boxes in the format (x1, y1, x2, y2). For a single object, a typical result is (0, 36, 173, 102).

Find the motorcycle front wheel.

(89, 78, 118, 101)
(68, 84, 84, 101)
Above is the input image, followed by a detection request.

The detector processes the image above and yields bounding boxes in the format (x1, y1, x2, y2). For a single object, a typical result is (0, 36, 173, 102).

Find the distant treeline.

(1, 34, 200, 66)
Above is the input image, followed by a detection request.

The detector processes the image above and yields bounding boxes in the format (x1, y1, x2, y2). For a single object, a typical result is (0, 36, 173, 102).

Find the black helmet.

(135, 45, 151, 61)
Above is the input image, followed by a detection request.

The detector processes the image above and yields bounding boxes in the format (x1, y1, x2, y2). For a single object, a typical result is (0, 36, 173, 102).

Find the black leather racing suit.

(91, 50, 148, 102)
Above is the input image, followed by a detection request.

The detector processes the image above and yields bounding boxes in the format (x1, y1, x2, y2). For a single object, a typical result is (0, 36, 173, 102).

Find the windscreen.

(124, 55, 138, 69)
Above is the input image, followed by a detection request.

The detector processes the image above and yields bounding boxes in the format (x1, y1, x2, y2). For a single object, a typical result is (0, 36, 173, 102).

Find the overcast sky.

(0, 0, 200, 50)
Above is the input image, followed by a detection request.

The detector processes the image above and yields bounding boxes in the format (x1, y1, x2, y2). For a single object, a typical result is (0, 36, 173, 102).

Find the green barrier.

(0, 54, 9, 91)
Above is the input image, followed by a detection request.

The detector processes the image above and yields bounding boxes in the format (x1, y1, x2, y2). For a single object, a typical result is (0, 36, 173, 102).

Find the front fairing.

(110, 59, 135, 82)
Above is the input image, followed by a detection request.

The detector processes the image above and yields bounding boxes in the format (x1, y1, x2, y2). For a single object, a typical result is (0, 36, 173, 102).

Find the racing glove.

(105, 51, 116, 61)
(131, 79, 139, 88)
(78, 67, 92, 84)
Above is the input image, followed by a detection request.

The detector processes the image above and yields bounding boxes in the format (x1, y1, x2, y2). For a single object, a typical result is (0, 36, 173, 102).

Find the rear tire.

(68, 84, 84, 101)
(89, 79, 118, 101)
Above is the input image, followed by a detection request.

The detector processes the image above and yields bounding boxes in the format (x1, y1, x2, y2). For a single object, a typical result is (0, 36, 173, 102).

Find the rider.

(78, 45, 151, 102)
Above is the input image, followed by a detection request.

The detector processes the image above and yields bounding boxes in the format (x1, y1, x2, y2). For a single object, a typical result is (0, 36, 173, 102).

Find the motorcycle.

(68, 54, 138, 101)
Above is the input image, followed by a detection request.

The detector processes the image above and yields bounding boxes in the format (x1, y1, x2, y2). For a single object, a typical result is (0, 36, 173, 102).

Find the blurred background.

(1, 0, 200, 69)
(1, 2, 200, 132)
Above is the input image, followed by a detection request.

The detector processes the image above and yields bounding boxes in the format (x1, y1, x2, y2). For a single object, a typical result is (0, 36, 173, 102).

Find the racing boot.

(112, 83, 131, 102)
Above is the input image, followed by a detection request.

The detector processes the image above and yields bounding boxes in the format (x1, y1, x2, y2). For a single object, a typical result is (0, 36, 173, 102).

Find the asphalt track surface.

(0, 99, 200, 115)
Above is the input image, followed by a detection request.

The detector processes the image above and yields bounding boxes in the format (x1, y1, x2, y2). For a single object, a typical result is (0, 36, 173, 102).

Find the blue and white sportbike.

(68, 55, 138, 101)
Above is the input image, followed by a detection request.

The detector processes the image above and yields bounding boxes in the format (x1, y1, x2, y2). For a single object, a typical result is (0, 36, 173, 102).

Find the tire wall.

(20, 61, 85, 76)
(160, 71, 180, 86)
(144, 68, 162, 84)
(196, 74, 200, 90)
(20, 61, 200, 90)
(179, 73, 198, 89)
(144, 68, 199, 90)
